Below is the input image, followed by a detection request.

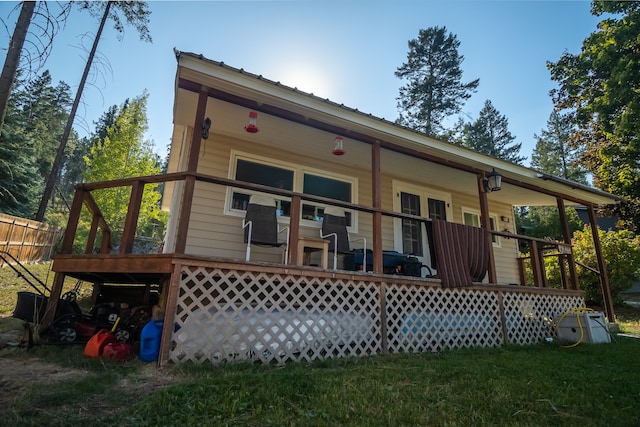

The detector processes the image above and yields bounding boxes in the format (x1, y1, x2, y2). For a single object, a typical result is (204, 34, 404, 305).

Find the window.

(301, 173, 353, 226)
(461, 208, 500, 247)
(231, 159, 293, 217)
(227, 152, 357, 229)
(401, 192, 422, 256)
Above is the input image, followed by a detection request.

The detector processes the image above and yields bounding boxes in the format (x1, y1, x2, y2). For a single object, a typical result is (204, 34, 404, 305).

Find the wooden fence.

(0, 213, 62, 266)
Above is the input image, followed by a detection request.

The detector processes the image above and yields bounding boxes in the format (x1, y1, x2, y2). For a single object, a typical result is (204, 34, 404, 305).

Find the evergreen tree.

(518, 110, 589, 245)
(459, 100, 525, 164)
(395, 26, 479, 137)
(531, 110, 586, 184)
(15, 71, 74, 179)
(0, 98, 40, 217)
(83, 92, 166, 250)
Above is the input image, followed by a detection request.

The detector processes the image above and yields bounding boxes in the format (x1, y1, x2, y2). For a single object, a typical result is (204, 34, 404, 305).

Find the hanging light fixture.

(202, 117, 211, 140)
(332, 136, 345, 155)
(244, 111, 259, 133)
(483, 168, 503, 192)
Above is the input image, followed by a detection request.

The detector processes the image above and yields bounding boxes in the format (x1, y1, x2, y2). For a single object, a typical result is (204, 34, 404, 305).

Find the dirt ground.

(0, 328, 179, 412)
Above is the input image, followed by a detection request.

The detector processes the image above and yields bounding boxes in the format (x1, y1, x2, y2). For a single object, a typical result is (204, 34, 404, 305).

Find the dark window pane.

(236, 159, 294, 190)
(231, 192, 251, 211)
(232, 192, 290, 217)
(428, 198, 447, 221)
(401, 192, 422, 256)
(303, 174, 351, 202)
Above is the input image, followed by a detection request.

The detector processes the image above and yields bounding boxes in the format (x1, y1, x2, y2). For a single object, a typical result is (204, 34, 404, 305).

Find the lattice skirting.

(169, 265, 585, 364)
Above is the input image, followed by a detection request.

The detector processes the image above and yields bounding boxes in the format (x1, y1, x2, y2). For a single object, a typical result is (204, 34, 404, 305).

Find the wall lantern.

(483, 168, 502, 192)
(202, 117, 211, 140)
(332, 136, 345, 156)
(244, 111, 259, 133)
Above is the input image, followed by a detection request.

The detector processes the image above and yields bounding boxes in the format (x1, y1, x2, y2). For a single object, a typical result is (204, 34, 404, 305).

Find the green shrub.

(572, 225, 640, 304)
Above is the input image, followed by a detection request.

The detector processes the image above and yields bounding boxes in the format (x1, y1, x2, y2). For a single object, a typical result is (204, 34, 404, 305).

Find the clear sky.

(0, 1, 602, 164)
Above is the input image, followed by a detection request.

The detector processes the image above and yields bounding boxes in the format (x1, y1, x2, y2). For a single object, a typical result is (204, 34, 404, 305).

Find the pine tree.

(460, 100, 525, 164)
(0, 98, 41, 217)
(395, 26, 479, 137)
(531, 110, 586, 184)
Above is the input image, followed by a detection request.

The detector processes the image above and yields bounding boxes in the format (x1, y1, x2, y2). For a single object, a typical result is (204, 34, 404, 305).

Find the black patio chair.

(242, 195, 289, 263)
(320, 206, 366, 270)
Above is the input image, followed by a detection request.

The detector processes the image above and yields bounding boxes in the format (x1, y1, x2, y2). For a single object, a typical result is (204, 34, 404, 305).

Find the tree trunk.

(36, 1, 112, 221)
(0, 1, 36, 135)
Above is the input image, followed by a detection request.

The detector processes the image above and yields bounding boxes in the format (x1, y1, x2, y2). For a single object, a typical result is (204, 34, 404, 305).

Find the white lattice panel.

(170, 266, 381, 364)
(502, 292, 584, 344)
(168, 263, 586, 365)
(385, 284, 504, 353)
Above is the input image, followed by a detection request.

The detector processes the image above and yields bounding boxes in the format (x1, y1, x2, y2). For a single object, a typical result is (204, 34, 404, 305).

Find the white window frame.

(461, 207, 501, 248)
(225, 150, 359, 232)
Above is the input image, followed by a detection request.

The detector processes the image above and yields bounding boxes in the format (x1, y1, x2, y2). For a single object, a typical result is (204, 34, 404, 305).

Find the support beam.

(288, 195, 301, 265)
(371, 141, 383, 274)
(588, 206, 615, 322)
(556, 197, 579, 290)
(175, 88, 209, 254)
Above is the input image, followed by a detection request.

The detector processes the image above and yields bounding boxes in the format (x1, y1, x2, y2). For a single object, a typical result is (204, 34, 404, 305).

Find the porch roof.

(169, 50, 622, 208)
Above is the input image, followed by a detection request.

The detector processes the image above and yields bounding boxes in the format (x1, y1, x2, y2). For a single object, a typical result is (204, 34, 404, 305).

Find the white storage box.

(556, 311, 611, 344)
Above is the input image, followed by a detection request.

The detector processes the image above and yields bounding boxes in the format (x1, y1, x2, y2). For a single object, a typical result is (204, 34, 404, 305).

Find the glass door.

(393, 181, 452, 275)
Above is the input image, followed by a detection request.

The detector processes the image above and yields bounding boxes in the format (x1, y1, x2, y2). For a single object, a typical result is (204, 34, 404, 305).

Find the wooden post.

(556, 197, 579, 290)
(288, 195, 301, 265)
(372, 141, 383, 274)
(120, 180, 144, 254)
(174, 88, 209, 254)
(86, 214, 100, 254)
(530, 240, 543, 287)
(379, 282, 388, 353)
(60, 187, 86, 254)
(158, 262, 182, 366)
(587, 206, 615, 322)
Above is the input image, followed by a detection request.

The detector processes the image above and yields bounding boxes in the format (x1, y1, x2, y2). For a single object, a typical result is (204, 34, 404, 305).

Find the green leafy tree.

(82, 92, 166, 252)
(571, 226, 640, 304)
(458, 100, 525, 164)
(547, 0, 640, 229)
(515, 206, 584, 242)
(395, 26, 479, 137)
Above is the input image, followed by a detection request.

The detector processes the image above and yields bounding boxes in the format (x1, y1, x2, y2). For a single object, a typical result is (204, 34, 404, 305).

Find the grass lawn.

(1, 263, 640, 426)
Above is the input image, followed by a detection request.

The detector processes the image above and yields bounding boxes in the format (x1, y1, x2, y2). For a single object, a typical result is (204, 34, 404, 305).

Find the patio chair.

(242, 195, 289, 263)
(320, 206, 366, 270)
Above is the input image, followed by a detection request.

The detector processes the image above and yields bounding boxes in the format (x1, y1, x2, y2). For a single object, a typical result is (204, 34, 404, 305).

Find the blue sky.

(0, 1, 602, 164)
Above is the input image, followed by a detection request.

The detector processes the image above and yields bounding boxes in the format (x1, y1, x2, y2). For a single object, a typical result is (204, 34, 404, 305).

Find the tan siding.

(179, 135, 521, 281)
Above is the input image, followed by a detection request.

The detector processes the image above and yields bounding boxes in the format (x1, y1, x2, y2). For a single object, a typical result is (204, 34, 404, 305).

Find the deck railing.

(61, 171, 581, 289)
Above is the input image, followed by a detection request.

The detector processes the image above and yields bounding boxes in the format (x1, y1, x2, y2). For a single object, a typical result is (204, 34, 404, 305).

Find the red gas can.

(103, 342, 133, 361)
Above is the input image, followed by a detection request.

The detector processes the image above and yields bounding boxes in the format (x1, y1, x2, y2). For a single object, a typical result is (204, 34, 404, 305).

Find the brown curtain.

(431, 219, 490, 288)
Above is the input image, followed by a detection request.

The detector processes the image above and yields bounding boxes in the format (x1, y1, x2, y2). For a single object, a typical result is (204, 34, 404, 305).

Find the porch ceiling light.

(332, 136, 345, 156)
(484, 168, 502, 192)
(245, 111, 259, 133)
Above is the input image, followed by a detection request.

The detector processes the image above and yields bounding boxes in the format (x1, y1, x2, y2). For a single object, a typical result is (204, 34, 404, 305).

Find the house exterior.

(47, 51, 622, 365)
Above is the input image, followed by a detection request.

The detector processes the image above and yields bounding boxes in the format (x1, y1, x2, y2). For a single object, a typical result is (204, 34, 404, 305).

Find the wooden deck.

(52, 254, 175, 284)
